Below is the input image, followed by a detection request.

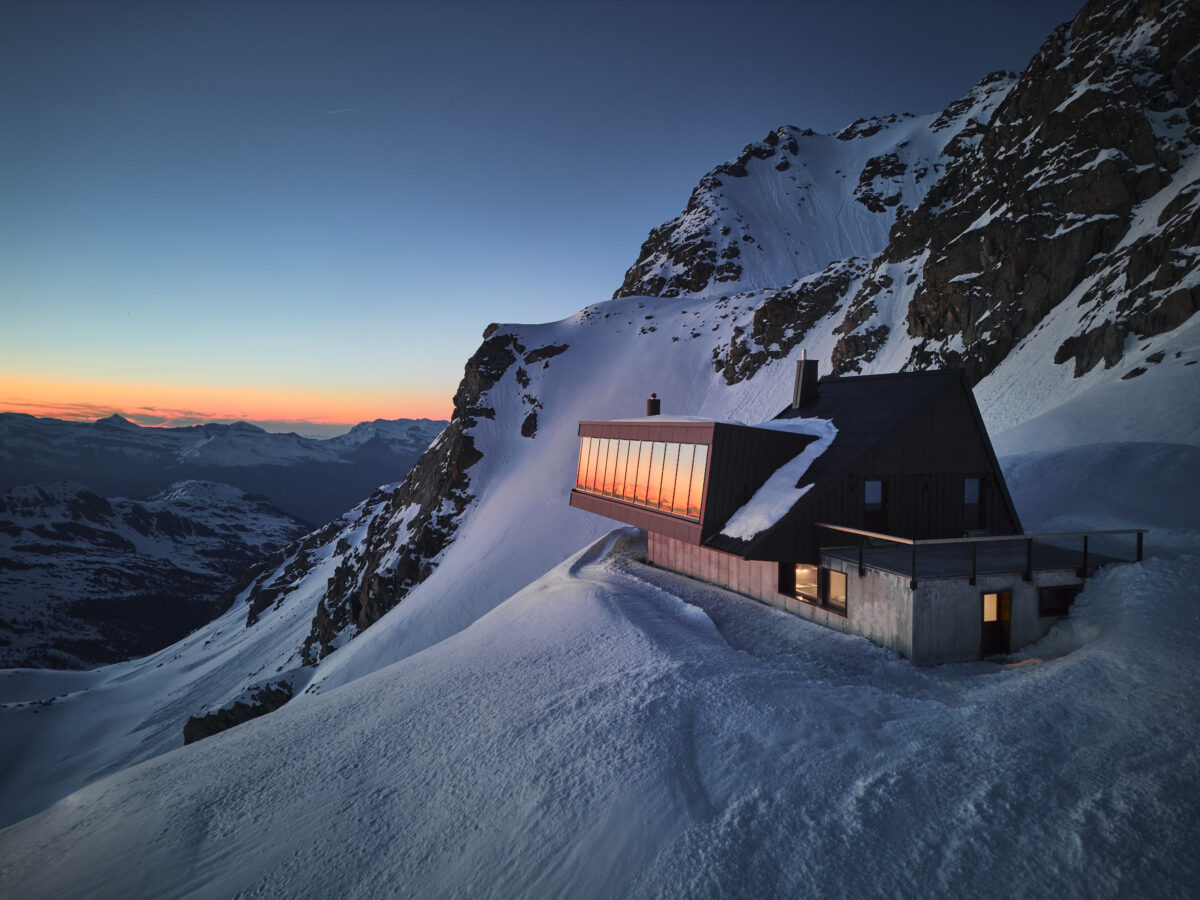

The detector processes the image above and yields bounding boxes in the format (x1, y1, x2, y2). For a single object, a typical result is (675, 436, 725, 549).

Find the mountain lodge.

(569, 360, 1143, 664)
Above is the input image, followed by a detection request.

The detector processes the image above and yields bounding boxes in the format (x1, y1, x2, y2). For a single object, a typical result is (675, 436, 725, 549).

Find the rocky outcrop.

(712, 259, 867, 383)
(688, 0, 1200, 388)
(612, 76, 1013, 303)
(182, 681, 294, 744)
(226, 328, 539, 667)
(298, 333, 517, 663)
(835, 0, 1200, 382)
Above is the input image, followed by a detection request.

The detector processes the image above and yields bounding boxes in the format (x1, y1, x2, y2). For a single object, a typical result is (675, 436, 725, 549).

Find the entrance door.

(981, 591, 1011, 657)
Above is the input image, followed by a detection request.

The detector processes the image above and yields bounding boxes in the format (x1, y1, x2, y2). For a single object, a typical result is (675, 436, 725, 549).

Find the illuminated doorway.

(981, 590, 1012, 656)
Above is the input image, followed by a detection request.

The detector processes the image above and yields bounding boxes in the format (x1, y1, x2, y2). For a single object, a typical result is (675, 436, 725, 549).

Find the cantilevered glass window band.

(574, 436, 708, 521)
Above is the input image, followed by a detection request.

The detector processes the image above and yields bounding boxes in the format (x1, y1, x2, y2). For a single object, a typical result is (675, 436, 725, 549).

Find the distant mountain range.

(0, 414, 447, 526)
(0, 480, 310, 669)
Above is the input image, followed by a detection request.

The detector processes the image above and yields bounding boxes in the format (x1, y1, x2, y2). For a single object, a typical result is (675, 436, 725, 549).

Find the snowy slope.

(3, 270, 1193, 830)
(2, 531, 1197, 898)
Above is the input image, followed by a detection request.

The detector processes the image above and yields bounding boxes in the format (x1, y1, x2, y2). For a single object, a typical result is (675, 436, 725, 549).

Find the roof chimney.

(792, 351, 819, 409)
(646, 392, 661, 416)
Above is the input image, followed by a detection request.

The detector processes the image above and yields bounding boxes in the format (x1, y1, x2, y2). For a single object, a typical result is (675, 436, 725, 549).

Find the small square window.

(864, 480, 883, 505)
(983, 592, 998, 622)
(964, 478, 980, 505)
(826, 569, 847, 612)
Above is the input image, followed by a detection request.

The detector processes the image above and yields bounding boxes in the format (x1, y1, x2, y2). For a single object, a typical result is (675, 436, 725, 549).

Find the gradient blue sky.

(1, 0, 1083, 433)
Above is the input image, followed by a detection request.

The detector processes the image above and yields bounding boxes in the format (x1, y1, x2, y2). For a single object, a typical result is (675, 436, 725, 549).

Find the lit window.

(612, 440, 630, 498)
(672, 444, 694, 516)
(575, 437, 592, 490)
(983, 592, 998, 622)
(687, 444, 708, 518)
(826, 570, 847, 612)
(795, 564, 819, 602)
(602, 439, 619, 496)
(646, 442, 666, 507)
(574, 436, 709, 522)
(658, 443, 680, 511)
(586, 439, 608, 493)
(633, 441, 652, 504)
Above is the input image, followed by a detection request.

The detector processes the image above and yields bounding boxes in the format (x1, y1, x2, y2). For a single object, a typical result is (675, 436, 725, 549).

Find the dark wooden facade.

(572, 371, 1021, 596)
(745, 373, 1022, 574)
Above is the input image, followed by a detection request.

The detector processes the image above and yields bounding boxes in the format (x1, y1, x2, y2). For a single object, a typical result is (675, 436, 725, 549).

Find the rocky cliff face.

(839, 0, 1200, 384)
(620, 0, 1199, 391)
(614, 74, 1015, 301)
(227, 329, 569, 668)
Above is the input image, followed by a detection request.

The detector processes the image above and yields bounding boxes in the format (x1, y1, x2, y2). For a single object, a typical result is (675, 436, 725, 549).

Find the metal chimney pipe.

(646, 393, 661, 416)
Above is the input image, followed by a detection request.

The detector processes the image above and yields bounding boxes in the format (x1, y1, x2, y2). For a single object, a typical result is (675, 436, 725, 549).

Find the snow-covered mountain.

(614, 72, 1015, 299)
(0, 414, 447, 525)
(0, 480, 309, 669)
(1, 0, 1198, 893)
(208, 0, 1199, 685)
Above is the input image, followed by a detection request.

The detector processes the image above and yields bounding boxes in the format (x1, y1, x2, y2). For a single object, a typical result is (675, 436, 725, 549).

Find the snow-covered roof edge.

(719, 418, 839, 541)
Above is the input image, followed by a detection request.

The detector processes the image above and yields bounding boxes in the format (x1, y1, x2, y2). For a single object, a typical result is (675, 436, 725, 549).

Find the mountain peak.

(95, 413, 138, 428)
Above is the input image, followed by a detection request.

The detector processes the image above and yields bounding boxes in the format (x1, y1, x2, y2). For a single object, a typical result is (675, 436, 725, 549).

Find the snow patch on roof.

(719, 417, 838, 541)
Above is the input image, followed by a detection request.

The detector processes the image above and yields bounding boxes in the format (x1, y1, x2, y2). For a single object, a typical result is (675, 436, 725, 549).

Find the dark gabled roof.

(703, 369, 991, 557)
(773, 369, 967, 483)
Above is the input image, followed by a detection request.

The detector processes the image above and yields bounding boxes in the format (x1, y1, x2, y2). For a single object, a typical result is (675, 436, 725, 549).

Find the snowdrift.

(2, 530, 1198, 898)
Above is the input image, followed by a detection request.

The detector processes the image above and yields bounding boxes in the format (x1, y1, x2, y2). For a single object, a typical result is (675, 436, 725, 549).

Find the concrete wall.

(646, 535, 893, 647)
(647, 534, 1082, 666)
(822, 557, 914, 659)
(911, 568, 1083, 665)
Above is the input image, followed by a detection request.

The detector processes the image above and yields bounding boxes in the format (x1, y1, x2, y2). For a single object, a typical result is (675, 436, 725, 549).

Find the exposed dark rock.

(183, 681, 293, 744)
(290, 331, 516, 663)
(523, 343, 569, 365)
(829, 0, 1200, 383)
(713, 259, 866, 384)
(1054, 320, 1128, 377)
(854, 153, 908, 212)
(521, 411, 538, 438)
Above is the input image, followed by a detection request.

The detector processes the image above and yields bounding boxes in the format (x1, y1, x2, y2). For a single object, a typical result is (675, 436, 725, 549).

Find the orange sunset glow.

(0, 374, 452, 431)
